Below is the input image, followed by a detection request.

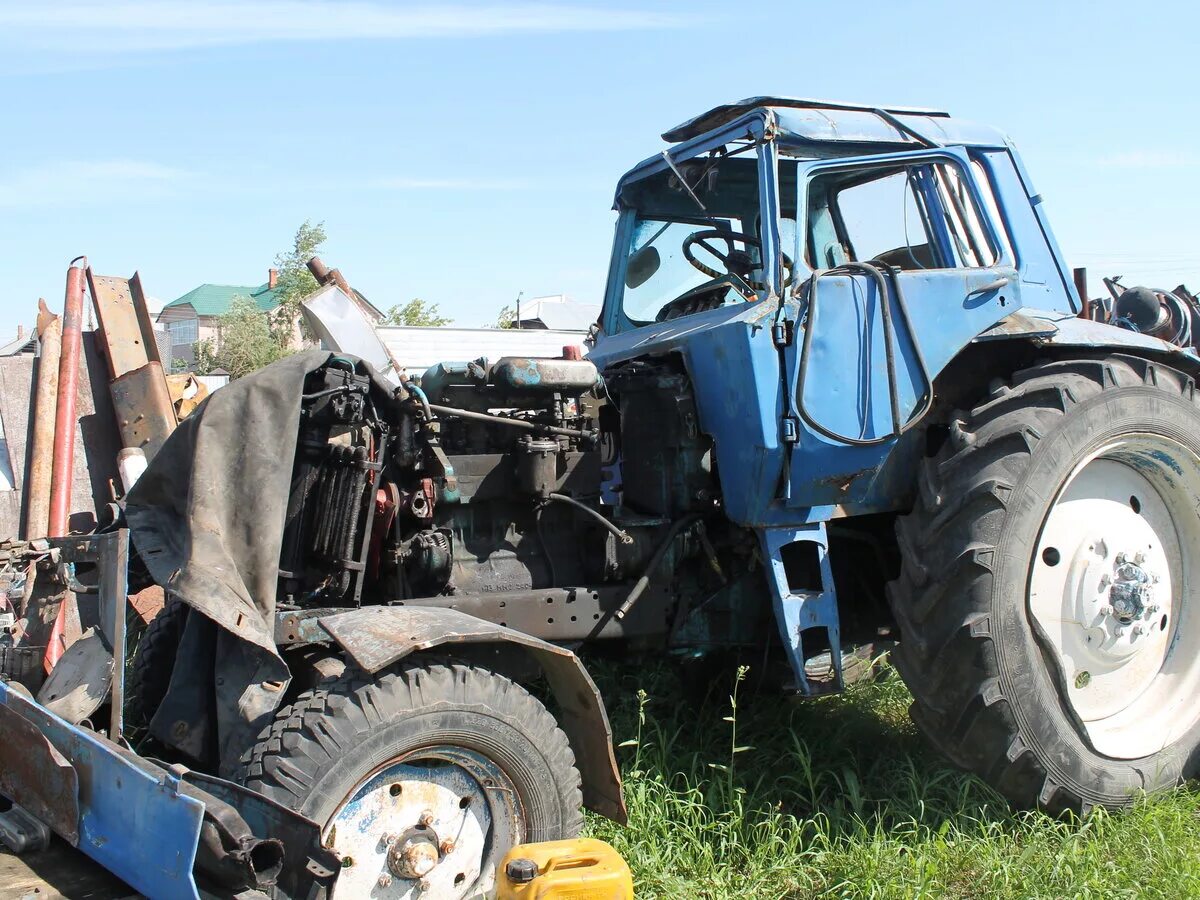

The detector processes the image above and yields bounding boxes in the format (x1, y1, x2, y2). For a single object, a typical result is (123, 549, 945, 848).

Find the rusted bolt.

(419, 879, 431, 892)
(417, 810, 435, 828)
(378, 873, 393, 888)
(439, 838, 455, 855)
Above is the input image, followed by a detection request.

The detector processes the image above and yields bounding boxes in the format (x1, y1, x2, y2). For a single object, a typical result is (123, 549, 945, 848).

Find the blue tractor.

(583, 97, 1200, 815)
(111, 97, 1200, 895)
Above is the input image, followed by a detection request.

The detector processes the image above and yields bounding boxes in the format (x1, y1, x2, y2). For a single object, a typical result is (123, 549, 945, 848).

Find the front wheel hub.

(322, 747, 522, 899)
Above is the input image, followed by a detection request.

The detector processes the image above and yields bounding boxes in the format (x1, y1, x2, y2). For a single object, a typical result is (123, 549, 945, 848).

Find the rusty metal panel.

(0, 690, 80, 844)
(87, 269, 176, 463)
(110, 362, 176, 460)
(87, 271, 162, 377)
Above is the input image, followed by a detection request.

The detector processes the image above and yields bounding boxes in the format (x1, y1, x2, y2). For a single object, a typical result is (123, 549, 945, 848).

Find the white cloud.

(0, 160, 191, 209)
(0, 2, 692, 52)
(1093, 150, 1200, 169)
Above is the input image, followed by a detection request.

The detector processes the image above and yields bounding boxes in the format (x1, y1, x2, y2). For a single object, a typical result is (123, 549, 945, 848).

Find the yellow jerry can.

(496, 838, 634, 899)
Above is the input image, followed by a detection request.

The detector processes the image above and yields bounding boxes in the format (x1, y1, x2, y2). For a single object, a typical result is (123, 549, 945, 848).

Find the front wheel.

(889, 356, 1200, 813)
(239, 660, 582, 898)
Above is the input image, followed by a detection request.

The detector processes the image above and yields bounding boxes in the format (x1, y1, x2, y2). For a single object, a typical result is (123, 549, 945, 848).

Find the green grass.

(581, 659, 1200, 899)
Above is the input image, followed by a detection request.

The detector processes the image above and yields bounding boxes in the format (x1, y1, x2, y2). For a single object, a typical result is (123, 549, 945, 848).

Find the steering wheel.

(681, 228, 794, 290)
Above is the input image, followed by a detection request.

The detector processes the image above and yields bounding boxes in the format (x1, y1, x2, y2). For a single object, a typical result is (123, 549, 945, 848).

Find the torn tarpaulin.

(124, 349, 395, 771)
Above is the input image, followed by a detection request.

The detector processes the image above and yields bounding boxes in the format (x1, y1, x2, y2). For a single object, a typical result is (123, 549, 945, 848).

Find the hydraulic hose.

(614, 514, 702, 620)
(403, 380, 433, 420)
(546, 493, 632, 545)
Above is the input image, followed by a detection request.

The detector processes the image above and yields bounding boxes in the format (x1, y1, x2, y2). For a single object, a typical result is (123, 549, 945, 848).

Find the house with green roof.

(155, 270, 282, 366)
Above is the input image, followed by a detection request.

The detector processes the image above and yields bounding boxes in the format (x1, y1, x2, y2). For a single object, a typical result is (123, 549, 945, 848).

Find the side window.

(807, 160, 999, 270)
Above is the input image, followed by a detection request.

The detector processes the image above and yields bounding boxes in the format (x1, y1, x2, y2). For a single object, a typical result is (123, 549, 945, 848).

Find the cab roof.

(662, 96, 951, 142)
(614, 97, 1011, 203)
(663, 96, 1008, 150)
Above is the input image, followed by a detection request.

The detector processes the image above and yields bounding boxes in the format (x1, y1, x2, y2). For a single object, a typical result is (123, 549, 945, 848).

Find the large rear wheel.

(889, 356, 1200, 813)
(239, 660, 582, 898)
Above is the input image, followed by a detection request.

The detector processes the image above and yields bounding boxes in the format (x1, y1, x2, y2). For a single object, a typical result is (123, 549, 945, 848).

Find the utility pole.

(515, 291, 523, 330)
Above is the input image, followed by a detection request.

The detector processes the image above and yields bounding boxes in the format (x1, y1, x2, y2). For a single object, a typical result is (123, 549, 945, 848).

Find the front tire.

(239, 660, 582, 898)
(889, 356, 1200, 813)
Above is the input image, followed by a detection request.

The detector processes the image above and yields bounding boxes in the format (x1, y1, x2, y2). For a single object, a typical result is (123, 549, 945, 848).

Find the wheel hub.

(322, 748, 522, 899)
(1069, 545, 1165, 667)
(1108, 559, 1154, 624)
(386, 826, 441, 880)
(1028, 438, 1200, 759)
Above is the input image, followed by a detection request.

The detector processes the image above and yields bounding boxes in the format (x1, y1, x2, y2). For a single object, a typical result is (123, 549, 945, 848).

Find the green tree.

(494, 304, 516, 328)
(271, 220, 327, 344)
(195, 296, 290, 379)
(381, 298, 451, 327)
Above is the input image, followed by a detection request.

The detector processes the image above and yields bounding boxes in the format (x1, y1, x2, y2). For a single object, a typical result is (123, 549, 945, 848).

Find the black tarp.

(125, 350, 390, 771)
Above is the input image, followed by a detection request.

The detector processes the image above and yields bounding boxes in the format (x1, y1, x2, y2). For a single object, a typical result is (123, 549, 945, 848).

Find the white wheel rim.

(1029, 434, 1200, 759)
(323, 747, 522, 899)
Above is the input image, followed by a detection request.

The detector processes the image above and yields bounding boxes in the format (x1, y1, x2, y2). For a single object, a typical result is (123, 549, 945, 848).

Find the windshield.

(616, 153, 767, 326)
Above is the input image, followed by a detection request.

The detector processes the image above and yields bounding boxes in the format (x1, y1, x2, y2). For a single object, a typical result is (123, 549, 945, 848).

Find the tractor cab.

(590, 97, 1082, 521)
(597, 97, 1078, 344)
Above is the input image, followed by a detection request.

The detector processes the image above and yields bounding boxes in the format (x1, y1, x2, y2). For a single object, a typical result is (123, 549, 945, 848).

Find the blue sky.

(1, 0, 1198, 339)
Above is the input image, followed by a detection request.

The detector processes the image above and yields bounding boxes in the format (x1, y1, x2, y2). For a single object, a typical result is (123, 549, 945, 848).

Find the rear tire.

(239, 660, 582, 899)
(889, 355, 1200, 813)
(126, 597, 188, 729)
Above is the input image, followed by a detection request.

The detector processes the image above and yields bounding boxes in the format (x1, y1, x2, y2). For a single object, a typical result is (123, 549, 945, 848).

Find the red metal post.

(44, 260, 86, 672)
(48, 262, 85, 537)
